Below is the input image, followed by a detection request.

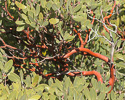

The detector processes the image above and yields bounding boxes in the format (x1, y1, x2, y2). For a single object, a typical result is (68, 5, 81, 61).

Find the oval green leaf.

(16, 21, 25, 25)
(35, 4, 40, 16)
(4, 59, 13, 73)
(28, 95, 41, 100)
(8, 73, 20, 82)
(32, 74, 39, 87)
(49, 18, 59, 24)
(15, 1, 26, 9)
(16, 26, 25, 32)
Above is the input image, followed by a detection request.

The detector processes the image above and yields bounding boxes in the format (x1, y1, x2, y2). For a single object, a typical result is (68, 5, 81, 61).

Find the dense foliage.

(0, 0, 125, 99)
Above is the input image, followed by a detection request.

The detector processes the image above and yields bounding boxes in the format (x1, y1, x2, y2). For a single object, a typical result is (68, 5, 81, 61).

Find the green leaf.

(32, 74, 39, 87)
(16, 26, 25, 31)
(9, 67, 15, 74)
(73, 77, 85, 87)
(90, 88, 96, 100)
(40, 0, 47, 8)
(0, 49, 7, 62)
(121, 15, 125, 22)
(8, 73, 20, 82)
(118, 93, 124, 100)
(73, 15, 84, 22)
(54, 79, 63, 91)
(28, 95, 41, 100)
(97, 81, 101, 90)
(0, 29, 5, 33)
(42, 93, 49, 100)
(63, 76, 72, 89)
(49, 94, 56, 100)
(114, 54, 124, 61)
(7, 0, 11, 6)
(117, 39, 121, 48)
(28, 15, 34, 22)
(35, 84, 48, 92)
(0, 48, 6, 55)
(91, 78, 97, 89)
(42, 50, 47, 56)
(15, 1, 26, 9)
(104, 86, 111, 93)
(49, 18, 59, 24)
(81, 25, 86, 31)
(0, 20, 2, 26)
(46, 1, 52, 10)
(76, 84, 84, 92)
(102, 4, 112, 12)
(74, 4, 82, 13)
(35, 4, 40, 16)
(84, 88, 91, 100)
(63, 32, 75, 42)
(39, 12, 43, 20)
(20, 94, 27, 100)
(116, 16, 120, 26)
(35, 25, 39, 31)
(110, 91, 116, 100)
(25, 75, 31, 87)
(55, 38, 60, 43)
(4, 59, 13, 73)
(20, 69, 23, 83)
(52, 4, 58, 11)
(100, 83, 105, 92)
(82, 19, 91, 27)
(43, 20, 49, 26)
(25, 19, 30, 24)
(0, 62, 4, 70)
(30, 22, 36, 28)
(8, 90, 17, 100)
(22, 8, 28, 14)
(16, 21, 25, 25)
(87, 23, 92, 29)
(116, 62, 125, 68)
(97, 92, 105, 100)
(48, 78, 54, 86)
(21, 14, 28, 20)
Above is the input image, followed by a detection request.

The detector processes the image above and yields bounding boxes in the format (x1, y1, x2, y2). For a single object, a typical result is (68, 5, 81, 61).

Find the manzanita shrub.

(0, 0, 125, 99)
(0, 52, 124, 100)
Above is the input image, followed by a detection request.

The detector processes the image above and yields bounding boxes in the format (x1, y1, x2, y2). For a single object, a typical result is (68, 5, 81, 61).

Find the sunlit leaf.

(15, 1, 26, 9)
(16, 26, 25, 32)
(52, 4, 58, 11)
(16, 21, 25, 25)
(8, 73, 20, 82)
(114, 54, 124, 61)
(43, 21, 49, 26)
(72, 15, 84, 22)
(64, 33, 75, 42)
(39, 12, 43, 20)
(35, 4, 40, 16)
(74, 4, 82, 13)
(28, 95, 41, 100)
(4, 59, 13, 73)
(21, 14, 28, 20)
(0, 20, 2, 26)
(49, 18, 59, 24)
(32, 74, 39, 87)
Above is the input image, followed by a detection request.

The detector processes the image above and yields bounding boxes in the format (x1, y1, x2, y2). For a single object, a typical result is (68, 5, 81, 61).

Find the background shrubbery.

(0, 0, 125, 99)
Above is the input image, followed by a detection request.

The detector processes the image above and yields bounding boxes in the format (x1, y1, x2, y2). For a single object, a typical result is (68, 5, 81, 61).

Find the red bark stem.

(64, 47, 109, 62)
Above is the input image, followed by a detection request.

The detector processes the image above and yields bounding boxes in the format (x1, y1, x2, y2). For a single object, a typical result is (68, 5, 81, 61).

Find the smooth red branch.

(67, 70, 103, 83)
(108, 65, 115, 93)
(4, 1, 15, 20)
(103, 0, 116, 33)
(64, 47, 109, 62)
(82, 71, 103, 83)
